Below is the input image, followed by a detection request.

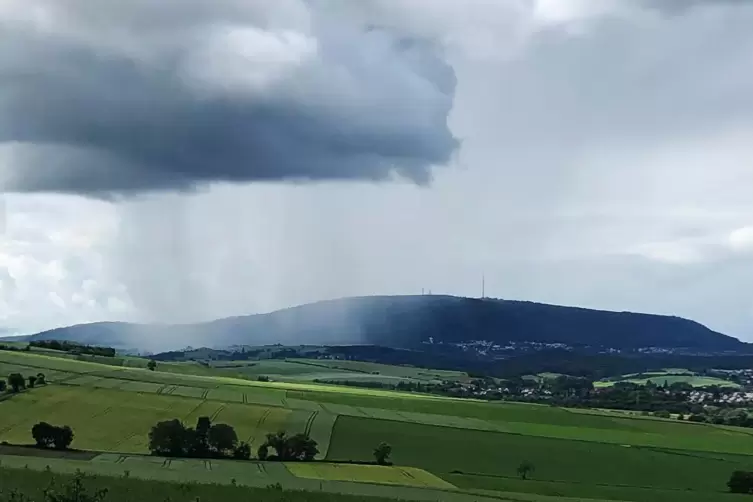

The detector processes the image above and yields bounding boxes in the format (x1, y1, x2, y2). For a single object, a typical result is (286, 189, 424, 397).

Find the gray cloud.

(0, 1, 457, 195)
(643, 0, 752, 13)
(1, 0, 752, 345)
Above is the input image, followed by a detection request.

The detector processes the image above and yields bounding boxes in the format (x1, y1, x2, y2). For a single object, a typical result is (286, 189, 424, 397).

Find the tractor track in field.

(354, 406, 372, 417)
(112, 432, 139, 451)
(0, 423, 17, 435)
(392, 411, 416, 423)
(109, 380, 128, 391)
(304, 410, 318, 437)
(210, 404, 226, 422)
(90, 406, 113, 420)
(400, 468, 416, 480)
(246, 408, 272, 444)
(56, 374, 84, 384)
(182, 399, 208, 422)
(318, 403, 335, 415)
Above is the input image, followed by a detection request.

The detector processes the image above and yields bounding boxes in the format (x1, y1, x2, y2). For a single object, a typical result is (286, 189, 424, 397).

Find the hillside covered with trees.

(8, 295, 745, 354)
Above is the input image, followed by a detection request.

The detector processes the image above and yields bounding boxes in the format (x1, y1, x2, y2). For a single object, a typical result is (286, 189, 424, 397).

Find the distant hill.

(16, 295, 745, 353)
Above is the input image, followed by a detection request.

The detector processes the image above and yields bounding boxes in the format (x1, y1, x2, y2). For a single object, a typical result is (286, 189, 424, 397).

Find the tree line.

(147, 416, 394, 465)
(28, 340, 116, 358)
(22, 416, 393, 466)
(147, 417, 322, 461)
(1, 372, 47, 393)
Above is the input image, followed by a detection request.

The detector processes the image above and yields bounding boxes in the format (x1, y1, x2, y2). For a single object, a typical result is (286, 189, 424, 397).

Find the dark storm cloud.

(0, 1, 458, 195)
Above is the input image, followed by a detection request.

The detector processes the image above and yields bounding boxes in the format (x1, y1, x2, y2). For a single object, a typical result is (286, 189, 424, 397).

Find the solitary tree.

(32, 422, 74, 450)
(147, 360, 157, 371)
(36, 373, 46, 385)
(8, 373, 25, 393)
(728, 470, 753, 494)
(373, 442, 392, 465)
(517, 461, 535, 480)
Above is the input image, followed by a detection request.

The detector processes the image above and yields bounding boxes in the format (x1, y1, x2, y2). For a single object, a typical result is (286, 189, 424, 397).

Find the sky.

(1, 0, 752, 340)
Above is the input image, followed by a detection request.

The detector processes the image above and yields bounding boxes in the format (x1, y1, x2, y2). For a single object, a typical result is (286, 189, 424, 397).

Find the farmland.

(595, 370, 741, 389)
(3, 349, 753, 501)
(199, 357, 473, 385)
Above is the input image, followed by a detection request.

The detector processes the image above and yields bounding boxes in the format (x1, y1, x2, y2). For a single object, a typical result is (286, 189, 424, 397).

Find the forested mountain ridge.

(5, 295, 744, 353)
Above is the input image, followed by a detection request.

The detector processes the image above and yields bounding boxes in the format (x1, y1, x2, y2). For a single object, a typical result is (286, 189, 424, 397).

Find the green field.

(204, 358, 471, 385)
(0, 463, 515, 502)
(290, 359, 472, 383)
(595, 370, 740, 389)
(327, 416, 753, 497)
(3, 349, 753, 501)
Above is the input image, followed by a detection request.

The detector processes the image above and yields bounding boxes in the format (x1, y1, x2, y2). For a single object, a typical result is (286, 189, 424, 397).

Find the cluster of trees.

(148, 417, 394, 466)
(148, 417, 249, 459)
(28, 340, 116, 358)
(316, 370, 750, 420)
(688, 407, 753, 428)
(31, 422, 74, 450)
(729, 471, 753, 493)
(544, 380, 697, 413)
(256, 431, 319, 461)
(1, 373, 46, 393)
(504, 377, 728, 416)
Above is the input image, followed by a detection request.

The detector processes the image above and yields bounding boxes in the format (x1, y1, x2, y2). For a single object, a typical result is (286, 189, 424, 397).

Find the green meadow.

(595, 369, 740, 389)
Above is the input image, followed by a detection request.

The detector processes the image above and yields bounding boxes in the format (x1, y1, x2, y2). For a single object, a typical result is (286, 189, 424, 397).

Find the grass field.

(326, 416, 753, 501)
(595, 370, 740, 389)
(205, 358, 472, 385)
(4, 348, 753, 501)
(290, 359, 472, 383)
(0, 464, 521, 502)
(0, 456, 514, 502)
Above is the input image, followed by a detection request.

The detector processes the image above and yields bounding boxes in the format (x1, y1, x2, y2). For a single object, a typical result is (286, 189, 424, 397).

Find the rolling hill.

(7, 295, 744, 354)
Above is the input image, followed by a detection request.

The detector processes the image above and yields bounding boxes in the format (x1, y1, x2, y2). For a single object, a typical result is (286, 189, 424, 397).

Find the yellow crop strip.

(285, 462, 455, 489)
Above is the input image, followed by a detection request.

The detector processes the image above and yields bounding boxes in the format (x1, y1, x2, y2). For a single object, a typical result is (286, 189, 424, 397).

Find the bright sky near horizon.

(1, 0, 752, 339)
